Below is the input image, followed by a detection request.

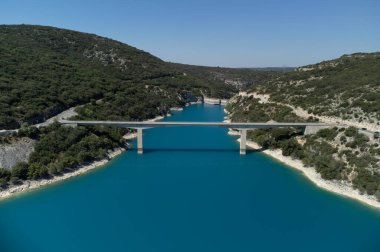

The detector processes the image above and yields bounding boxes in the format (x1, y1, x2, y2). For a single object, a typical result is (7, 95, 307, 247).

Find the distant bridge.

(59, 120, 329, 155)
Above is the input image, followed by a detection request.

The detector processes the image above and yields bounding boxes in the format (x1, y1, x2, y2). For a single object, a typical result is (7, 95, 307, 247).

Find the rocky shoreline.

(0, 114, 165, 201)
(227, 128, 380, 210)
(0, 147, 125, 200)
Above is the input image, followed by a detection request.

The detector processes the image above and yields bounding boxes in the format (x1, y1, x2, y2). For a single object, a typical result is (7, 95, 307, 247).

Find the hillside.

(170, 63, 291, 90)
(0, 25, 238, 130)
(0, 24, 240, 186)
(226, 53, 380, 202)
(253, 53, 380, 127)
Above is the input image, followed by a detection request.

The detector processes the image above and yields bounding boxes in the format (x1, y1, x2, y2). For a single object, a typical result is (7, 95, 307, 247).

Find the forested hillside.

(0, 25, 239, 130)
(171, 63, 290, 90)
(0, 25, 286, 188)
(254, 53, 380, 124)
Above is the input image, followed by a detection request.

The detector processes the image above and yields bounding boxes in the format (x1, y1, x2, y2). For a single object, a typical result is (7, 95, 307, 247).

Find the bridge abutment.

(303, 125, 329, 135)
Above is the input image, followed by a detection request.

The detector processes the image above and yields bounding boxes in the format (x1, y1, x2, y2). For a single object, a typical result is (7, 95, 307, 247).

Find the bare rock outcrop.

(0, 138, 35, 170)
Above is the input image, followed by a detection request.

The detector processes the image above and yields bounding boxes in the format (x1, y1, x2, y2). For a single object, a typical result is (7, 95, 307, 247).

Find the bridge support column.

(240, 129, 247, 155)
(137, 128, 143, 154)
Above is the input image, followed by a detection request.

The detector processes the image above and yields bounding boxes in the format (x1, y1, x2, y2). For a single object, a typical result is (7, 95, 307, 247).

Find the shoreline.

(0, 114, 166, 201)
(228, 129, 380, 210)
(0, 147, 125, 201)
(3, 105, 379, 210)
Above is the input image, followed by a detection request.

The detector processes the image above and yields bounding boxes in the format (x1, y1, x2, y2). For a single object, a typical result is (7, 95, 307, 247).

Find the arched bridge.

(59, 120, 329, 155)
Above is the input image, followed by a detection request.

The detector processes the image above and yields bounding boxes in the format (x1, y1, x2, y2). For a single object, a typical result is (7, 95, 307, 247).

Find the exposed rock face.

(0, 138, 35, 170)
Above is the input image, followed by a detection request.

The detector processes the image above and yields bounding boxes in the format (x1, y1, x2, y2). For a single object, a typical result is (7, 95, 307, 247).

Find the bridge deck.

(59, 120, 330, 154)
(59, 120, 328, 129)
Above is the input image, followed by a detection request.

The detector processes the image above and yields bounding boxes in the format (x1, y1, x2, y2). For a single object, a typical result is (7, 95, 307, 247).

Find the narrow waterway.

(1, 104, 380, 252)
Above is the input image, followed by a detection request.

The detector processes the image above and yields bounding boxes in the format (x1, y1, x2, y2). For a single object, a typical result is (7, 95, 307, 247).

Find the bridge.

(59, 120, 329, 155)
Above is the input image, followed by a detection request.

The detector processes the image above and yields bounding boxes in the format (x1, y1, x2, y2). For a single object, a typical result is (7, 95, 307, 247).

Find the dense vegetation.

(0, 25, 243, 130)
(171, 63, 290, 91)
(0, 25, 289, 188)
(0, 123, 127, 186)
(253, 53, 380, 123)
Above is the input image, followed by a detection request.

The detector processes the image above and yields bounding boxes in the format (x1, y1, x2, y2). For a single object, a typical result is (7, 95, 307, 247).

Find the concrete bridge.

(59, 120, 329, 155)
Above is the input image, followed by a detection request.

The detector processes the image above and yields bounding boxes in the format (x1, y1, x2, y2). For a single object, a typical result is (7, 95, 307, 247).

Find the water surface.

(1, 104, 380, 252)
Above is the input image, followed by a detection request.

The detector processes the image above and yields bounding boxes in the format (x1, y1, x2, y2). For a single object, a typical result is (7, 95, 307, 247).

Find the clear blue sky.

(1, 0, 379, 67)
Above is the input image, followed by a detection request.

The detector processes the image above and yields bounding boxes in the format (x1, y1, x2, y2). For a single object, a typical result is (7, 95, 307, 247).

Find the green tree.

(11, 162, 29, 181)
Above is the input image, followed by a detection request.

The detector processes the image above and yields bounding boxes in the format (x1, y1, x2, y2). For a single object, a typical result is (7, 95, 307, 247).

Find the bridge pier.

(239, 129, 247, 155)
(137, 128, 143, 154)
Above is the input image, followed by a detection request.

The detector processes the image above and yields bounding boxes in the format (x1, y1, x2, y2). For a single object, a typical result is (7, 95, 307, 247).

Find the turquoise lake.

(1, 104, 380, 252)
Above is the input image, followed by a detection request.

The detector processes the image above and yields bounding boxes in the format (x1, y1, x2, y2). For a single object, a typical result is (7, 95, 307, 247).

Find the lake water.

(1, 104, 380, 252)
